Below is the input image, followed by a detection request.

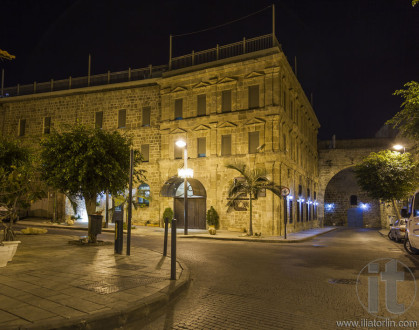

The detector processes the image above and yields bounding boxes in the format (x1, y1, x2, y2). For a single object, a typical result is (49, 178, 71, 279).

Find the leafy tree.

(387, 81, 419, 147)
(226, 164, 282, 236)
(0, 138, 46, 241)
(40, 124, 145, 242)
(163, 207, 174, 224)
(354, 150, 419, 215)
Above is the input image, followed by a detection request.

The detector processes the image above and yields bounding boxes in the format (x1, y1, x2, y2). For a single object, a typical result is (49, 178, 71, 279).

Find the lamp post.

(175, 139, 191, 235)
(393, 144, 405, 153)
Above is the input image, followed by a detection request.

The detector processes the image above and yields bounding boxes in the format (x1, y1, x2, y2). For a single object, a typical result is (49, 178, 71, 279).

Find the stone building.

(0, 35, 321, 235)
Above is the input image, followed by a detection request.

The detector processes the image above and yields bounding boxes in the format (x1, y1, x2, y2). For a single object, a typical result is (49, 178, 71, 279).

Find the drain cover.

(328, 279, 358, 285)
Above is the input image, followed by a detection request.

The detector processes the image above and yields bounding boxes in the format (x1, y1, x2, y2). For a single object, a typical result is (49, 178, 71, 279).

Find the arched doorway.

(160, 176, 207, 229)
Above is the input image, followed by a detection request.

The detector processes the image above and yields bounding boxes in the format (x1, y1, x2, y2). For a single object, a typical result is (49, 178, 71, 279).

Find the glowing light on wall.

(287, 195, 294, 201)
(326, 203, 334, 211)
(360, 203, 369, 210)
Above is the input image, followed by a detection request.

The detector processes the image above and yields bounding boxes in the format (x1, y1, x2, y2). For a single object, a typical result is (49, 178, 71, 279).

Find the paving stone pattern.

(0, 234, 182, 329)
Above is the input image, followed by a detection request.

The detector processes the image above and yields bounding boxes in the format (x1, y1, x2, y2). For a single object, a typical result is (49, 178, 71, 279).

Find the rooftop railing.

(1, 34, 278, 98)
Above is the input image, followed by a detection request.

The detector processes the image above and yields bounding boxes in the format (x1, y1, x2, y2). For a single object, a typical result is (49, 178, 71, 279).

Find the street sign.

(280, 187, 290, 197)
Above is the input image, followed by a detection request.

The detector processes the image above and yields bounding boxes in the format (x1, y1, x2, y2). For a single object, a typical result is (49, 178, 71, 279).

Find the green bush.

(206, 206, 219, 229)
(163, 207, 174, 224)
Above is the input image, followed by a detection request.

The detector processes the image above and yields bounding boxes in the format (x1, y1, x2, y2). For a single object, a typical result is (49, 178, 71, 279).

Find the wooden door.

(174, 198, 206, 229)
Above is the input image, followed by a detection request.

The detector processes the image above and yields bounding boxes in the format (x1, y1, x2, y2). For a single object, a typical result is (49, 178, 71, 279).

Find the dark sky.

(1, 0, 418, 139)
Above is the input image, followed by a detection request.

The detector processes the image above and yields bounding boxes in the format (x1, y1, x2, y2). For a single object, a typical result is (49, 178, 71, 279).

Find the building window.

(197, 94, 206, 116)
(137, 183, 150, 207)
(350, 195, 357, 206)
(248, 131, 259, 154)
(142, 106, 151, 126)
(297, 201, 301, 222)
(221, 134, 231, 156)
(95, 111, 103, 129)
(43, 117, 51, 134)
(175, 98, 183, 120)
(141, 144, 149, 162)
(118, 109, 126, 128)
(306, 203, 309, 222)
(222, 90, 231, 113)
(174, 142, 183, 159)
(289, 200, 293, 224)
(298, 185, 302, 197)
(18, 119, 26, 137)
(248, 85, 259, 109)
(197, 137, 206, 157)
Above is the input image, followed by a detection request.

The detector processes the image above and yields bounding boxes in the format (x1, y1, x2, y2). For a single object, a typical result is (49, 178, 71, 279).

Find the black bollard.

(171, 218, 176, 280)
(163, 217, 169, 256)
(115, 219, 123, 254)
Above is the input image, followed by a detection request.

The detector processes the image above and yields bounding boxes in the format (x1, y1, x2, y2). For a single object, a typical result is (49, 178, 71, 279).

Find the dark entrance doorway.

(174, 198, 206, 229)
(347, 208, 363, 227)
(160, 176, 207, 229)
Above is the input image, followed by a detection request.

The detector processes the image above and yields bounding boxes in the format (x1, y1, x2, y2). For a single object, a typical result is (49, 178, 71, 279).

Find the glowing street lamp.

(393, 144, 405, 153)
(176, 139, 191, 235)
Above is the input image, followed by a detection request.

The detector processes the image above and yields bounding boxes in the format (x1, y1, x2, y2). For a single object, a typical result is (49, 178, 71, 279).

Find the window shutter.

(221, 135, 231, 156)
(44, 117, 51, 134)
(197, 94, 206, 116)
(142, 107, 151, 126)
(248, 85, 259, 109)
(175, 99, 183, 119)
(141, 144, 150, 162)
(197, 137, 206, 157)
(118, 109, 126, 128)
(174, 142, 183, 159)
(222, 90, 231, 113)
(19, 119, 26, 136)
(248, 131, 259, 154)
(95, 111, 103, 129)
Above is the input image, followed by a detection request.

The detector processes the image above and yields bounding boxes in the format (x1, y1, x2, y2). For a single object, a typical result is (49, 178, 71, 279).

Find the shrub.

(206, 206, 219, 229)
(163, 207, 174, 224)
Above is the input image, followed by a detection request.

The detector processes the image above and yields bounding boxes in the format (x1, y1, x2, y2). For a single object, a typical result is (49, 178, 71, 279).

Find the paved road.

(37, 227, 419, 329)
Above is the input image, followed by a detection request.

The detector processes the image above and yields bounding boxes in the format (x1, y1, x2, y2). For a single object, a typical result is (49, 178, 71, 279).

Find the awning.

(160, 176, 206, 198)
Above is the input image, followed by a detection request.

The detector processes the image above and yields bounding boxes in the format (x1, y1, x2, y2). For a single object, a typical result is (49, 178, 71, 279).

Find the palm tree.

(226, 164, 282, 236)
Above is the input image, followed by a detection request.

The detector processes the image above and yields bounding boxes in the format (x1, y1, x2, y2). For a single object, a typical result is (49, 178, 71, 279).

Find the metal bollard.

(171, 218, 177, 280)
(114, 219, 123, 254)
(163, 217, 169, 256)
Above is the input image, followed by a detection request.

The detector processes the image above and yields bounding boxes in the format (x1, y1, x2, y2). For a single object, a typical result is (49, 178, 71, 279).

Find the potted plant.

(206, 206, 219, 235)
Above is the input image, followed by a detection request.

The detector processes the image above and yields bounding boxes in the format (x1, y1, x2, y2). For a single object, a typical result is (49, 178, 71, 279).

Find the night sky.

(1, 0, 418, 140)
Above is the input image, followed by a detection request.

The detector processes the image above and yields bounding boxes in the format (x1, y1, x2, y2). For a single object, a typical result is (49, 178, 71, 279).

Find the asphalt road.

(35, 227, 419, 329)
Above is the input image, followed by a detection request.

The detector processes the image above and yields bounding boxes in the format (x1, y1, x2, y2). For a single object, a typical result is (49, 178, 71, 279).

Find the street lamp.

(176, 139, 192, 235)
(393, 144, 405, 153)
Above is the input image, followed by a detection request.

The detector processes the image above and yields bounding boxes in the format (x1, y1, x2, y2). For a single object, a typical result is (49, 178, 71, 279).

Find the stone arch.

(323, 166, 380, 227)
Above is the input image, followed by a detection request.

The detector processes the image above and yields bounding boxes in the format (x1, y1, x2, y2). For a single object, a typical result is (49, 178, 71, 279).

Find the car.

(388, 218, 407, 242)
(403, 189, 419, 255)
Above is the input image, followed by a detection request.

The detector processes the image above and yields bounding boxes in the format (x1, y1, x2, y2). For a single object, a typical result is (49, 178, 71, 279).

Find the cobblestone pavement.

(0, 233, 188, 329)
(136, 228, 419, 330)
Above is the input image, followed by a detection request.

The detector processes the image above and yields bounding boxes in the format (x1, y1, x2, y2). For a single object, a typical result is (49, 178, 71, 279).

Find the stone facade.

(0, 47, 320, 235)
(318, 138, 403, 228)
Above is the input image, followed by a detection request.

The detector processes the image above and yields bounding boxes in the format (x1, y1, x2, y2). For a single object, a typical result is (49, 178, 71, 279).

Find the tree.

(354, 150, 419, 216)
(387, 81, 419, 147)
(40, 124, 145, 242)
(0, 138, 45, 241)
(226, 164, 282, 236)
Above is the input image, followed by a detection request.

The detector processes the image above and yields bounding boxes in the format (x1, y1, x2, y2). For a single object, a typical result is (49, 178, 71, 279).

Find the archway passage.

(160, 176, 207, 229)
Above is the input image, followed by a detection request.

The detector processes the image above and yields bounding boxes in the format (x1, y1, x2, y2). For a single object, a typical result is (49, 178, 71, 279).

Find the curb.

(178, 227, 339, 243)
(18, 264, 190, 330)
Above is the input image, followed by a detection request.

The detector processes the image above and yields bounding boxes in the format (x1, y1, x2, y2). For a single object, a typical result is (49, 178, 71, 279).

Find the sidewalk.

(17, 218, 338, 243)
(0, 233, 189, 330)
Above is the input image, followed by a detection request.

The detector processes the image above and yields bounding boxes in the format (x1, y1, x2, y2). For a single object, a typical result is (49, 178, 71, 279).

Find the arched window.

(350, 195, 357, 206)
(138, 184, 150, 207)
